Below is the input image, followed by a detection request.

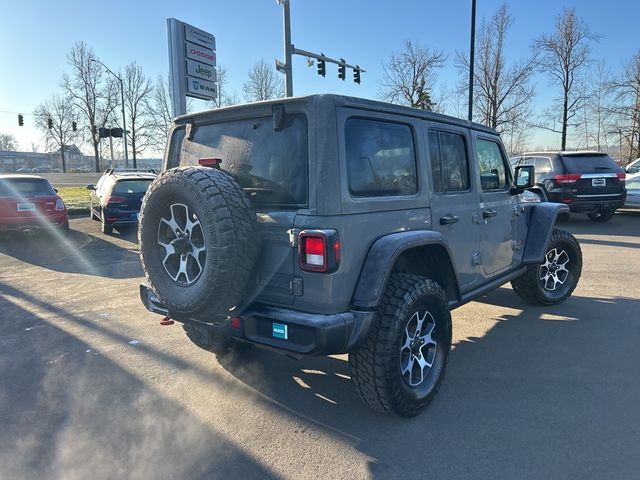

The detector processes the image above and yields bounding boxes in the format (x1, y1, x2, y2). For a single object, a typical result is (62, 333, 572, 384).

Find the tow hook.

(160, 316, 174, 326)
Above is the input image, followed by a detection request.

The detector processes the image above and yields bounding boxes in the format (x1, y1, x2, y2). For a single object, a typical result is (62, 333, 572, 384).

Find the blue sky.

(1, 0, 638, 152)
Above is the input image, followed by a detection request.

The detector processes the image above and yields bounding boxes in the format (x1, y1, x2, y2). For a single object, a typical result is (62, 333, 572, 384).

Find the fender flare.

(522, 203, 570, 264)
(350, 231, 459, 309)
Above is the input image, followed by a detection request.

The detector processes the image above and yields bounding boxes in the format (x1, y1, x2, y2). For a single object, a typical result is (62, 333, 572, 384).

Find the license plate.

(592, 178, 606, 187)
(272, 323, 288, 340)
(17, 203, 35, 212)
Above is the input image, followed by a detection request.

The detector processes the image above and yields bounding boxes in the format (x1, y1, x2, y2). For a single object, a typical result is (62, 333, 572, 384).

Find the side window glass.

(534, 157, 551, 173)
(477, 139, 508, 191)
(345, 119, 417, 197)
(429, 131, 469, 193)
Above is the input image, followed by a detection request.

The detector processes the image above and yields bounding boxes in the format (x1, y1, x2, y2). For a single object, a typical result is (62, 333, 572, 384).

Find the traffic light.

(110, 127, 123, 138)
(47, 118, 53, 129)
(18, 114, 24, 126)
(72, 121, 77, 132)
(98, 127, 110, 138)
(317, 59, 326, 77)
(338, 59, 346, 80)
(353, 66, 361, 84)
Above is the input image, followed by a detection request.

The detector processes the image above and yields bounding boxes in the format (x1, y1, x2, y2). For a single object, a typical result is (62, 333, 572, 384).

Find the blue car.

(88, 169, 156, 234)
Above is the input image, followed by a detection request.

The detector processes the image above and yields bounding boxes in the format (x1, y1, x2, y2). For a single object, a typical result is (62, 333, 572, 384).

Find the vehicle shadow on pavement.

(561, 211, 640, 237)
(0, 228, 142, 279)
(218, 289, 640, 479)
(0, 288, 278, 480)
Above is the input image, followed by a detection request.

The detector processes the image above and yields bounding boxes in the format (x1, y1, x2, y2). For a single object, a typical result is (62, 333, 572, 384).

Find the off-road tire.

(349, 274, 452, 417)
(587, 209, 616, 222)
(183, 324, 253, 358)
(511, 228, 582, 306)
(139, 167, 256, 316)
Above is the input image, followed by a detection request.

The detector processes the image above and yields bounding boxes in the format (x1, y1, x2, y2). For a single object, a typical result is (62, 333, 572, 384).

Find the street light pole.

(468, 0, 477, 122)
(91, 59, 131, 168)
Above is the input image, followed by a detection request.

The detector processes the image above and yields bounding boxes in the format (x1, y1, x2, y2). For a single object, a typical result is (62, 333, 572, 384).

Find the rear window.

(562, 154, 621, 173)
(171, 114, 308, 207)
(0, 178, 54, 196)
(113, 179, 153, 194)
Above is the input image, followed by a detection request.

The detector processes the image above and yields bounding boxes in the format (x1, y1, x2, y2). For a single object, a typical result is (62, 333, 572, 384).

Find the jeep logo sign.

(187, 59, 217, 83)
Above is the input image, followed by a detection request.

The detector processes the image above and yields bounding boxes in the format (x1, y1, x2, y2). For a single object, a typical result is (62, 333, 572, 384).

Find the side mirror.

(511, 165, 534, 195)
(54, 188, 59, 193)
(86, 184, 95, 190)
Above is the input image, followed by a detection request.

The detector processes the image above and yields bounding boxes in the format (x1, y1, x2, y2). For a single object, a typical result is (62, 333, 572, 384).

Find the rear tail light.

(554, 174, 582, 184)
(299, 230, 340, 273)
(617, 172, 626, 181)
(55, 198, 66, 211)
(106, 196, 126, 205)
(198, 158, 222, 168)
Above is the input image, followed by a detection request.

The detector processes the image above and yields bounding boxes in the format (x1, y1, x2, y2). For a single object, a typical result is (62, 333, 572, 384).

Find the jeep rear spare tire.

(139, 167, 256, 316)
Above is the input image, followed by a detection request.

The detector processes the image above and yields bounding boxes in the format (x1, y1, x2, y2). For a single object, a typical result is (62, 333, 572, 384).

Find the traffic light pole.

(277, 0, 364, 97)
(281, 0, 293, 97)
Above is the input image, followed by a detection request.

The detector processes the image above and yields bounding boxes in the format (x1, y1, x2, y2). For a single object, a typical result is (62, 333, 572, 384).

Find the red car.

(0, 175, 69, 234)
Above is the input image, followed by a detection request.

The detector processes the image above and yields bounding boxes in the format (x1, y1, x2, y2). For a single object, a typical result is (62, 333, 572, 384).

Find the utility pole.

(468, 0, 477, 122)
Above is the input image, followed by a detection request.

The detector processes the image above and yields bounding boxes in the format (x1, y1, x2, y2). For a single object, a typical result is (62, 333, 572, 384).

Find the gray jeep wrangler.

(138, 94, 581, 417)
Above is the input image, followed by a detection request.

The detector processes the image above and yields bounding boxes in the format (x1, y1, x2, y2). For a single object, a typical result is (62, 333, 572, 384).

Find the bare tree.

(122, 62, 153, 164)
(147, 75, 174, 154)
(608, 51, 640, 162)
(0, 133, 17, 151)
(379, 40, 446, 111)
(208, 66, 239, 108)
(457, 4, 537, 139)
(535, 9, 597, 150)
(62, 41, 118, 172)
(242, 60, 284, 102)
(33, 94, 77, 172)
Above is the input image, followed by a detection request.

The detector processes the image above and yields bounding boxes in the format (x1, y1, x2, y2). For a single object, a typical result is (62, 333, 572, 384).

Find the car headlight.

(518, 190, 542, 204)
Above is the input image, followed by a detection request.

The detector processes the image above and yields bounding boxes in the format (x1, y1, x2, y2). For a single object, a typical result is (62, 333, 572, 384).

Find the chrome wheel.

(157, 203, 206, 285)
(400, 310, 438, 387)
(539, 247, 569, 291)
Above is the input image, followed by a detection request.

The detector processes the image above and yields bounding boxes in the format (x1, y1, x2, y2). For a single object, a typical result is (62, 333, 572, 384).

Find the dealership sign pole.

(167, 18, 217, 118)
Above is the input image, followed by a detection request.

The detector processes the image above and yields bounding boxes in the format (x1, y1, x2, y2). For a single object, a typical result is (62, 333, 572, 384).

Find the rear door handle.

(440, 214, 460, 225)
(482, 209, 497, 219)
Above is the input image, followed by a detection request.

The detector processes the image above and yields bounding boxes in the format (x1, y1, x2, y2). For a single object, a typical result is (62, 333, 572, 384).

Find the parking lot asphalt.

(1, 212, 639, 479)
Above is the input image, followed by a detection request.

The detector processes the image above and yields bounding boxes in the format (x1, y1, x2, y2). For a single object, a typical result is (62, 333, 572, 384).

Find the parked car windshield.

(562, 154, 621, 173)
(0, 178, 55, 196)
(113, 179, 153, 194)
(171, 114, 308, 207)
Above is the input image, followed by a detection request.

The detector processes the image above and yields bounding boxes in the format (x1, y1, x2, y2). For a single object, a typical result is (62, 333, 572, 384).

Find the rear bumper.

(103, 208, 139, 225)
(139, 284, 374, 356)
(547, 191, 626, 213)
(0, 215, 68, 232)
